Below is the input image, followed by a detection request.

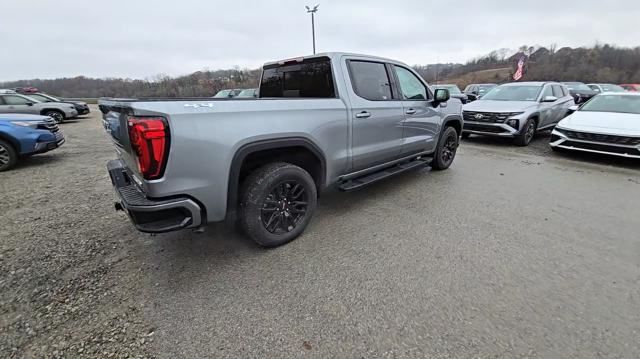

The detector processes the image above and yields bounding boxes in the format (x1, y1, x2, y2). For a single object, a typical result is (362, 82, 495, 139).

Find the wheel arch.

(442, 114, 463, 135)
(226, 137, 327, 222)
(0, 132, 21, 153)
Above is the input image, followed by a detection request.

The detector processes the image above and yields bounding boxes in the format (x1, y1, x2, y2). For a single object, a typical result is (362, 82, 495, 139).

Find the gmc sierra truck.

(100, 52, 463, 247)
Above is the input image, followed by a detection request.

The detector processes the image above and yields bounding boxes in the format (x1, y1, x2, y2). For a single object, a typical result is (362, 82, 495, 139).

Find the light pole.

(305, 4, 319, 54)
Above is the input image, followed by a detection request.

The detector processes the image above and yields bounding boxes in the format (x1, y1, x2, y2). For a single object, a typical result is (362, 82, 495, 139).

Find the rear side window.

(552, 85, 564, 97)
(2, 95, 31, 105)
(260, 57, 335, 98)
(348, 61, 393, 101)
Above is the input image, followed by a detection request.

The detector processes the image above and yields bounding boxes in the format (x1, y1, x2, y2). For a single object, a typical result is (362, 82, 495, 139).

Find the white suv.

(0, 93, 77, 123)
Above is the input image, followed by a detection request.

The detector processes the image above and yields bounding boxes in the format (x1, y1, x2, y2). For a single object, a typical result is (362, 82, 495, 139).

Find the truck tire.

(0, 139, 18, 172)
(431, 126, 459, 171)
(44, 110, 65, 124)
(239, 162, 318, 247)
(514, 118, 536, 146)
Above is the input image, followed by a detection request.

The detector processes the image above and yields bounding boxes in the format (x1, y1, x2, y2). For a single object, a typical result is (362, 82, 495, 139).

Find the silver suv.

(462, 82, 575, 146)
(0, 93, 78, 123)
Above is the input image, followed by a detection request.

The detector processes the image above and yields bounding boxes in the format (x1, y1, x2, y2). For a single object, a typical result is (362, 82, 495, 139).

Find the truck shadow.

(142, 167, 433, 290)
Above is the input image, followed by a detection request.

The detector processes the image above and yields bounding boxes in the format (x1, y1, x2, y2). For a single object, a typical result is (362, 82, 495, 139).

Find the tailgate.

(98, 99, 140, 178)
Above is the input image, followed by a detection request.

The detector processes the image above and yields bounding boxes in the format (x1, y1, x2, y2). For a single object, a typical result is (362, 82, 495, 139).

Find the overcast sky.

(1, 0, 639, 81)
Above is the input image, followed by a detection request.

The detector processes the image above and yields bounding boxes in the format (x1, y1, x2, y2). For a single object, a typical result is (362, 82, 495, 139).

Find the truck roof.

(263, 52, 409, 67)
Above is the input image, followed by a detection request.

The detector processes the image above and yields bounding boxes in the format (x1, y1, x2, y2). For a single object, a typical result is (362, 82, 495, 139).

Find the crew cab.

(100, 53, 463, 247)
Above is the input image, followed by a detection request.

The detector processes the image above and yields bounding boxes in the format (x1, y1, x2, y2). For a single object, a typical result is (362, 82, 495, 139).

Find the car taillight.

(127, 116, 169, 180)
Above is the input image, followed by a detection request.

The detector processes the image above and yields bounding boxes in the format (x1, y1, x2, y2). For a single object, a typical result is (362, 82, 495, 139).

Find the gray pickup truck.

(100, 52, 463, 247)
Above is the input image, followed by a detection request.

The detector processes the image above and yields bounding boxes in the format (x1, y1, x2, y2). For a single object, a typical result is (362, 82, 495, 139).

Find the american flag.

(513, 56, 526, 81)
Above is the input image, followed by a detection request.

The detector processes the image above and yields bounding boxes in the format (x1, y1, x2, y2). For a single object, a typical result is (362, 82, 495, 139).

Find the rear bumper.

(107, 159, 203, 233)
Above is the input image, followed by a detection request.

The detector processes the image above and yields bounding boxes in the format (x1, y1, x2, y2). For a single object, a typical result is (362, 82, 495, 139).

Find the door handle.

(355, 111, 371, 119)
(405, 108, 416, 115)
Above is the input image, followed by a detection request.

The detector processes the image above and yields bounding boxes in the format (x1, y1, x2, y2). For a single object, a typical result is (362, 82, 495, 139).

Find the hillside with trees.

(1, 44, 639, 98)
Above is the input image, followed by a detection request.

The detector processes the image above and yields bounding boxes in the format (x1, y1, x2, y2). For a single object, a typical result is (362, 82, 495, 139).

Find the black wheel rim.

(525, 123, 535, 142)
(440, 133, 457, 165)
(0, 144, 9, 167)
(261, 180, 308, 234)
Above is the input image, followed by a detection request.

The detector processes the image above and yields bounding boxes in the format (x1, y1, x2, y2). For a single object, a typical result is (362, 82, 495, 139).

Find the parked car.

(0, 93, 77, 123)
(563, 82, 598, 104)
(586, 83, 627, 94)
(463, 83, 497, 101)
(0, 114, 65, 171)
(433, 84, 468, 104)
(550, 92, 640, 158)
(100, 52, 462, 247)
(236, 88, 258, 98)
(213, 89, 242, 98)
(620, 84, 640, 92)
(462, 82, 574, 146)
(24, 93, 90, 116)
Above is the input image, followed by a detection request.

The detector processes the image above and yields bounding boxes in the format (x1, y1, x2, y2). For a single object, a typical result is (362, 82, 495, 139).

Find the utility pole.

(305, 4, 319, 54)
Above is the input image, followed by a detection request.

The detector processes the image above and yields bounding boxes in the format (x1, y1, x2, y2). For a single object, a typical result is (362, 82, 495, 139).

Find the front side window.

(552, 85, 564, 98)
(588, 85, 601, 92)
(348, 61, 392, 101)
(394, 66, 428, 100)
(2, 95, 32, 105)
(260, 57, 335, 98)
(541, 85, 554, 99)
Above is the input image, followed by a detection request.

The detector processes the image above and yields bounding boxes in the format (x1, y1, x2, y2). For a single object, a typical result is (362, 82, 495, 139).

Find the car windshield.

(26, 94, 53, 102)
(477, 85, 496, 94)
(480, 85, 541, 101)
(601, 84, 626, 92)
(564, 83, 592, 91)
(237, 89, 255, 97)
(214, 90, 232, 98)
(435, 85, 461, 94)
(580, 95, 640, 114)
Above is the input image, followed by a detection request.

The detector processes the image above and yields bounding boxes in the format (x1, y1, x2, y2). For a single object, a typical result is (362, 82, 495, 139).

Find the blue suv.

(0, 114, 65, 171)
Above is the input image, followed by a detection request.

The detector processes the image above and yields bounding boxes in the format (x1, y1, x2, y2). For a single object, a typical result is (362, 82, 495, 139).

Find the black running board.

(338, 157, 432, 191)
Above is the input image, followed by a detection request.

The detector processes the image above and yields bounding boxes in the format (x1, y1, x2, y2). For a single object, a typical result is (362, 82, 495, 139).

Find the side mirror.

(542, 96, 558, 102)
(433, 88, 450, 105)
(567, 104, 579, 114)
(26, 102, 34, 106)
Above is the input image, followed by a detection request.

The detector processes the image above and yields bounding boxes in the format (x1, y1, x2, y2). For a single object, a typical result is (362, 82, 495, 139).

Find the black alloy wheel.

(261, 181, 308, 234)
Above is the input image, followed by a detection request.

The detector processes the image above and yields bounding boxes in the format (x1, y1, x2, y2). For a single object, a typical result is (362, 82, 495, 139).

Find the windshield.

(237, 89, 256, 97)
(214, 90, 232, 98)
(477, 85, 496, 94)
(480, 85, 541, 101)
(27, 94, 55, 102)
(564, 83, 592, 91)
(580, 95, 640, 114)
(601, 84, 626, 92)
(435, 85, 461, 94)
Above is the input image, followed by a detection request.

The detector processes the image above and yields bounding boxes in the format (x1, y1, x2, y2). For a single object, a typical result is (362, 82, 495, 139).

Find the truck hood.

(558, 111, 640, 136)
(463, 100, 536, 113)
(0, 114, 51, 122)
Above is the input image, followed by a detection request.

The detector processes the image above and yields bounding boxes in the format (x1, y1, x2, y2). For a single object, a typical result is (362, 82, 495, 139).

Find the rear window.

(259, 57, 335, 98)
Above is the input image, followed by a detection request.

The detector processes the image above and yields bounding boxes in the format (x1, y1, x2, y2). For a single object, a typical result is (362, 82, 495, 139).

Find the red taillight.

(127, 116, 169, 180)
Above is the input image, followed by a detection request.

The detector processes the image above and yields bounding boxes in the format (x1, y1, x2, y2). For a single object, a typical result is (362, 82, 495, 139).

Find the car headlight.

(11, 121, 38, 128)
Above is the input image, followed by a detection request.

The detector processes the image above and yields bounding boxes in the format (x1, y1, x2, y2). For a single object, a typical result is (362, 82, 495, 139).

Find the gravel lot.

(1, 106, 639, 358)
